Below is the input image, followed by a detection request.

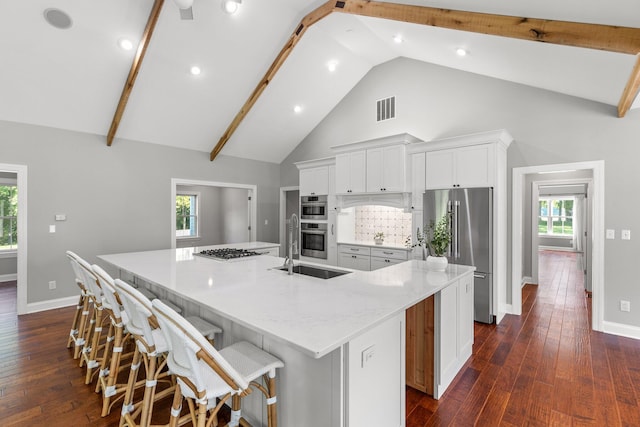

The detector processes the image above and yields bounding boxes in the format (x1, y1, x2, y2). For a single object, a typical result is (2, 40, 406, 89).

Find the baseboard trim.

(521, 276, 533, 287)
(538, 245, 575, 252)
(602, 320, 640, 340)
(0, 273, 17, 282)
(26, 295, 77, 314)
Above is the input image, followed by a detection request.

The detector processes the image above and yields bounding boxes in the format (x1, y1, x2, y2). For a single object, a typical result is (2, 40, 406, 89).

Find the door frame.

(0, 163, 28, 315)
(170, 178, 257, 248)
(512, 161, 604, 331)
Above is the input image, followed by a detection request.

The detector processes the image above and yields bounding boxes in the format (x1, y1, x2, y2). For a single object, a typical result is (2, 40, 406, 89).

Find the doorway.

(170, 179, 257, 249)
(0, 163, 27, 315)
(512, 161, 604, 331)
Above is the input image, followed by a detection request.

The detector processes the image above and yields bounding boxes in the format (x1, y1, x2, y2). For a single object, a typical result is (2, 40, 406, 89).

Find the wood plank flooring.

(407, 250, 640, 426)
(1, 250, 639, 425)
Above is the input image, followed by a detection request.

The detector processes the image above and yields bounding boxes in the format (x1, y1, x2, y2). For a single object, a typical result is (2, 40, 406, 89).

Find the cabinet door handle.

(352, 255, 357, 259)
(331, 224, 334, 235)
(350, 248, 359, 252)
(383, 251, 393, 255)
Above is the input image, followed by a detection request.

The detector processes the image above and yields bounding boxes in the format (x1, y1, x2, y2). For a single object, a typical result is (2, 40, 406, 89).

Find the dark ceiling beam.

(107, 0, 164, 146)
(209, 0, 640, 160)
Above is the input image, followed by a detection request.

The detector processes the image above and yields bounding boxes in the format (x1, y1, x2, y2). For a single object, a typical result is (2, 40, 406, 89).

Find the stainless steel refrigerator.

(423, 187, 494, 323)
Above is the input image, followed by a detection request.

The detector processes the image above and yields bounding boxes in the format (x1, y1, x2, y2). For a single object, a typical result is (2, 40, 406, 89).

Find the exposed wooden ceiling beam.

(107, 0, 164, 146)
(209, 0, 640, 161)
(337, 0, 640, 55)
(618, 55, 640, 117)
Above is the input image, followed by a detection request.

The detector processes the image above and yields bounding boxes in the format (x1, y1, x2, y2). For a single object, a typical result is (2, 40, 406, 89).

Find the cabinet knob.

(352, 255, 357, 259)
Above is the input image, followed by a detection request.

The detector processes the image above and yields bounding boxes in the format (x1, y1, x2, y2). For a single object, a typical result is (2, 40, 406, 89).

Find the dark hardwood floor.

(1, 250, 639, 425)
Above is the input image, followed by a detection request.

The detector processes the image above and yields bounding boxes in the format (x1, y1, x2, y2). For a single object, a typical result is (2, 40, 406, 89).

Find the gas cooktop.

(194, 248, 263, 260)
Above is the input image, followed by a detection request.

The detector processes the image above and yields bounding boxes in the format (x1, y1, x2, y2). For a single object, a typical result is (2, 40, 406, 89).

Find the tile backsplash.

(353, 205, 412, 246)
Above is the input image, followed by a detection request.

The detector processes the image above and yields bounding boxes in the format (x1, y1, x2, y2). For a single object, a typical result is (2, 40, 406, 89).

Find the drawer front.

(370, 257, 404, 270)
(339, 245, 371, 256)
(370, 248, 408, 261)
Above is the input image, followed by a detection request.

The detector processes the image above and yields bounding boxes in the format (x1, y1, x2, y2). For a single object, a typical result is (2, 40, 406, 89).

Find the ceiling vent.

(376, 96, 395, 122)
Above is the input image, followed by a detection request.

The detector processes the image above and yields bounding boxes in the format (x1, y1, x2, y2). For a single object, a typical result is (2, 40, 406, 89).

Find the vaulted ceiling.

(2, 0, 639, 164)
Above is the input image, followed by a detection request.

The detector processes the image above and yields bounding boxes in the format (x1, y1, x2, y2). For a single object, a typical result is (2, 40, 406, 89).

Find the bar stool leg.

(96, 322, 115, 393)
(266, 373, 278, 427)
(73, 295, 91, 359)
(67, 294, 84, 349)
(84, 306, 105, 384)
(120, 346, 142, 427)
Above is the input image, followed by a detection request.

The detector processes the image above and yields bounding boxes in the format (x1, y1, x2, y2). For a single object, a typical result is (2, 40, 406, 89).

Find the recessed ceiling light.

(118, 38, 134, 51)
(43, 8, 73, 30)
(327, 60, 338, 72)
(190, 66, 201, 75)
(293, 105, 302, 114)
(393, 34, 403, 44)
(222, 0, 242, 14)
(456, 48, 468, 57)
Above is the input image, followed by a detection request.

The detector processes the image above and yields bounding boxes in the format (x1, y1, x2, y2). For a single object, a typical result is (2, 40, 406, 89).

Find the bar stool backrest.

(92, 265, 124, 321)
(151, 299, 248, 394)
(72, 254, 103, 305)
(66, 251, 89, 292)
(113, 279, 158, 352)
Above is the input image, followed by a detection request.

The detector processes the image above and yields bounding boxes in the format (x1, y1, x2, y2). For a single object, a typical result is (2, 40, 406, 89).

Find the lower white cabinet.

(338, 244, 410, 271)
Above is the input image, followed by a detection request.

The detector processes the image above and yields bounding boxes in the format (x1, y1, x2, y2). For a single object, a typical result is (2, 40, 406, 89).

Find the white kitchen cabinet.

(434, 279, 458, 399)
(335, 151, 366, 194)
(338, 244, 371, 271)
(425, 144, 495, 189)
(300, 166, 329, 196)
(366, 145, 406, 193)
(370, 247, 409, 271)
(339, 253, 370, 271)
(327, 212, 337, 266)
(411, 152, 426, 210)
(256, 246, 280, 257)
(458, 272, 474, 358)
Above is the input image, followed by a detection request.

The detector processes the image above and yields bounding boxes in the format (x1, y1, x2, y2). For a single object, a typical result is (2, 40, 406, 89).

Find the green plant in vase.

(374, 231, 385, 245)
(424, 213, 452, 270)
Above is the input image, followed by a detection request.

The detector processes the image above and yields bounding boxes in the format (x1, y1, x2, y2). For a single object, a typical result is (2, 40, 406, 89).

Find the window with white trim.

(0, 184, 17, 251)
(538, 197, 574, 236)
(176, 193, 199, 238)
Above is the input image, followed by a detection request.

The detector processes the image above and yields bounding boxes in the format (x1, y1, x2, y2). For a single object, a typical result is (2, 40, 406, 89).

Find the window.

(0, 185, 18, 251)
(176, 193, 198, 238)
(538, 197, 573, 236)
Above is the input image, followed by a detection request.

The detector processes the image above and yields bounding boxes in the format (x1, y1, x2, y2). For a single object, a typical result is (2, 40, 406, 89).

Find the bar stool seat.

(125, 282, 183, 314)
(184, 315, 222, 343)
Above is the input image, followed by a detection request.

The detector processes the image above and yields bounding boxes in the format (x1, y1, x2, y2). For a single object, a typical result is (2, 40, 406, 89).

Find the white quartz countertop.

(99, 245, 474, 359)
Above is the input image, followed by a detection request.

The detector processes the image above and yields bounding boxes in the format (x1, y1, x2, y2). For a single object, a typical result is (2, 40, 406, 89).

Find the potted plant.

(374, 231, 385, 245)
(424, 214, 451, 271)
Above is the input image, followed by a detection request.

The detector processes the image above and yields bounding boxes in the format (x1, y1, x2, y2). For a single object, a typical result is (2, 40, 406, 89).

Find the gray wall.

(0, 119, 280, 304)
(280, 57, 640, 328)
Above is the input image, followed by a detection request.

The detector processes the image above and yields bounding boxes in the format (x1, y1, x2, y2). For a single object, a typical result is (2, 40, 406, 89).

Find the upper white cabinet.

(335, 151, 366, 194)
(410, 152, 426, 210)
(332, 133, 419, 196)
(366, 145, 406, 193)
(425, 144, 495, 189)
(296, 158, 335, 196)
(299, 166, 329, 196)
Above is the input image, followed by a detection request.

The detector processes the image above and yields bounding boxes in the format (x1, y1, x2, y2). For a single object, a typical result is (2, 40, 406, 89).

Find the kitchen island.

(99, 244, 475, 427)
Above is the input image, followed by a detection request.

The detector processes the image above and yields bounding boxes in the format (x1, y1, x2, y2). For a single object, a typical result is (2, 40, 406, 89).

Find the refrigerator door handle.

(447, 200, 453, 258)
(474, 273, 486, 279)
(454, 200, 460, 259)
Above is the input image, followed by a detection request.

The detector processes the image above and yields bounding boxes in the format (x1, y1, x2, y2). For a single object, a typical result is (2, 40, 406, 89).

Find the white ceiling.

(1, 0, 639, 164)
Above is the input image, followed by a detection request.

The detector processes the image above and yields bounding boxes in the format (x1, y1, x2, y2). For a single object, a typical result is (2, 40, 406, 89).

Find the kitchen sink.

(276, 264, 351, 279)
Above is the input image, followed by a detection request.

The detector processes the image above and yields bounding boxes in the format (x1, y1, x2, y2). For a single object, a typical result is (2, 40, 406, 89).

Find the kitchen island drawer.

(370, 248, 408, 261)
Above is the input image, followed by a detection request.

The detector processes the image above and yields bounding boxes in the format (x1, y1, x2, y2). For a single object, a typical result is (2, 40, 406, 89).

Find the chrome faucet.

(284, 213, 299, 275)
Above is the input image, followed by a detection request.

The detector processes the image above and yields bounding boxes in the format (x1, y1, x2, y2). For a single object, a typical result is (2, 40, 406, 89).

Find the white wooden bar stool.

(92, 264, 138, 417)
(114, 279, 222, 427)
(74, 254, 111, 384)
(152, 299, 284, 427)
(66, 251, 93, 360)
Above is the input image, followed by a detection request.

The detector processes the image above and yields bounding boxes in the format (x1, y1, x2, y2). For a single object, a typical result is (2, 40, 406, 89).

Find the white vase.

(426, 255, 448, 271)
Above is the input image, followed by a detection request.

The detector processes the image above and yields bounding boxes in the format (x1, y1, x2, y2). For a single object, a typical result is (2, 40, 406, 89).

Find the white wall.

(0, 119, 280, 304)
(280, 57, 640, 328)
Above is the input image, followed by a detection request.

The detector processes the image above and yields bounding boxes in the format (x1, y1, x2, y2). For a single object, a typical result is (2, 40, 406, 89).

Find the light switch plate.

(606, 229, 615, 239)
(49, 225, 56, 233)
(620, 300, 631, 312)
(361, 345, 375, 368)
(621, 229, 631, 240)
(55, 214, 66, 221)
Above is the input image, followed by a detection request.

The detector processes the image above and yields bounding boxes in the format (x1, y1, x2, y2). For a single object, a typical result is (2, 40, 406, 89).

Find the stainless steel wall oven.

(300, 222, 327, 259)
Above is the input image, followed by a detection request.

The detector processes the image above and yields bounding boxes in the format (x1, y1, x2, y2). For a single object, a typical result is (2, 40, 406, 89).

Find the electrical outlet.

(361, 345, 376, 368)
(620, 300, 630, 312)
(621, 230, 631, 240)
(49, 280, 56, 290)
(606, 229, 615, 239)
